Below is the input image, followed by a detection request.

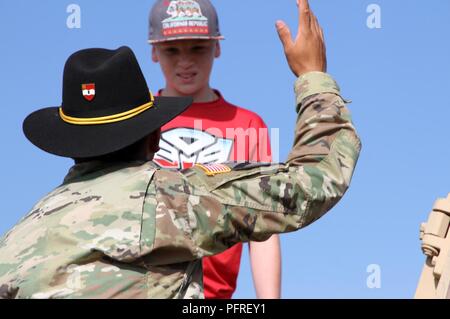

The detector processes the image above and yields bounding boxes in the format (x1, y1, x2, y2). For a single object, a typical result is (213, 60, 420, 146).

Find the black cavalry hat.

(23, 46, 192, 158)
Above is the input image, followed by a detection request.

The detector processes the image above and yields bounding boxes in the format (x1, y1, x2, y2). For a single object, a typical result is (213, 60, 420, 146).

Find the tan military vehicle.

(415, 194, 450, 298)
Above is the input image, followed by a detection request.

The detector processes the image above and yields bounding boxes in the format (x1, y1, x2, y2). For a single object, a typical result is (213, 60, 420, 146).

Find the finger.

(298, 0, 311, 32)
(311, 12, 321, 36)
(319, 26, 325, 42)
(317, 20, 326, 50)
(299, 0, 310, 11)
(276, 20, 294, 50)
(320, 27, 327, 72)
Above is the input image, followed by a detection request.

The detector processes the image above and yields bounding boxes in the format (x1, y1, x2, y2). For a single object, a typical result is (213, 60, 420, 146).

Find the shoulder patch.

(195, 163, 231, 176)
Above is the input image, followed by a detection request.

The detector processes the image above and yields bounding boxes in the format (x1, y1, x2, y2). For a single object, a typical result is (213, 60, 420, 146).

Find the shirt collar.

(63, 160, 155, 184)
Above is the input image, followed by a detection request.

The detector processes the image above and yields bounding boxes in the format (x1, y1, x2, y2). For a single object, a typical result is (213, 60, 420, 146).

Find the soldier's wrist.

(294, 72, 341, 111)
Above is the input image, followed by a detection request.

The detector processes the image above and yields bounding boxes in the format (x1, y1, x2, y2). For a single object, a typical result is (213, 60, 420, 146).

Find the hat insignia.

(81, 83, 96, 101)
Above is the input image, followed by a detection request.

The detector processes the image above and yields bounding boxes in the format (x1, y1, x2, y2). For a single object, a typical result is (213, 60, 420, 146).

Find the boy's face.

(152, 39, 221, 96)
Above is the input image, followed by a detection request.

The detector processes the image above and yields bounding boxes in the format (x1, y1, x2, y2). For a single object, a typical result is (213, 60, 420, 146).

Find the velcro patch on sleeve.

(195, 163, 231, 176)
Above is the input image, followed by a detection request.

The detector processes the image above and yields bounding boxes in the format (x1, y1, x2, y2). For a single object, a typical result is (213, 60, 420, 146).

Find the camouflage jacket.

(0, 72, 361, 299)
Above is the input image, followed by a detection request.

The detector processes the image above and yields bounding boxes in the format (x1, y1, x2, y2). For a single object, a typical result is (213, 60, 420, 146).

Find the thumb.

(276, 20, 293, 51)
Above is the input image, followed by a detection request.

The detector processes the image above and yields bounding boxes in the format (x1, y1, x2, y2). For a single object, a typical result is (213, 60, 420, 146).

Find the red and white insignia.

(196, 163, 231, 176)
(81, 83, 96, 101)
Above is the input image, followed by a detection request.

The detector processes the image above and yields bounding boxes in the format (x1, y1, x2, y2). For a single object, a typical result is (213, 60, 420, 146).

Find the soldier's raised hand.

(276, 0, 327, 77)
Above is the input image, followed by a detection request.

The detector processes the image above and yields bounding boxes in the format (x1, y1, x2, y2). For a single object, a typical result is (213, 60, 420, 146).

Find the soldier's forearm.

(287, 72, 359, 166)
(283, 72, 361, 228)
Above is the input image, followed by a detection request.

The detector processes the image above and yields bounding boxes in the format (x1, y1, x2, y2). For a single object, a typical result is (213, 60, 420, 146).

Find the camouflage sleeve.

(156, 72, 361, 259)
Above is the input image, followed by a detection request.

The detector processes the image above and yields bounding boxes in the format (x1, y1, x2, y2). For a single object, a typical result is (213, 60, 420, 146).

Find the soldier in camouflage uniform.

(0, 0, 361, 298)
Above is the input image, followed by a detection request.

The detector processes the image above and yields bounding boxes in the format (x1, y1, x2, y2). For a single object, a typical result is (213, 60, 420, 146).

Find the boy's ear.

(151, 46, 159, 63)
(214, 41, 221, 58)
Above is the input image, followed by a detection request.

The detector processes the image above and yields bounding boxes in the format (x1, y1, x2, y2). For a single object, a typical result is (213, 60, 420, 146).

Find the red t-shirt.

(153, 91, 272, 299)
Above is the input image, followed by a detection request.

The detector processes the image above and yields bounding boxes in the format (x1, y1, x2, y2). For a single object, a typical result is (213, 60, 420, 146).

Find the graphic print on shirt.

(154, 128, 233, 169)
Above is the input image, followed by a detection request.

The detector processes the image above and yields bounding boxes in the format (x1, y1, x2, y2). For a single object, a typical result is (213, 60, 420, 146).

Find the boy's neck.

(161, 86, 219, 103)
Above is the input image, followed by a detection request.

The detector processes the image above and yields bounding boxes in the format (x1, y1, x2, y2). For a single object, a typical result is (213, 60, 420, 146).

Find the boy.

(148, 0, 281, 298)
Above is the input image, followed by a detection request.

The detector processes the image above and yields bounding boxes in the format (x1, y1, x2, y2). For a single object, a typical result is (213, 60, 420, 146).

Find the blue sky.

(1, 0, 450, 298)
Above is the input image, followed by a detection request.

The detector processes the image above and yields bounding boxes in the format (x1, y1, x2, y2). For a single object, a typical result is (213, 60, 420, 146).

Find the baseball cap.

(148, 0, 224, 44)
